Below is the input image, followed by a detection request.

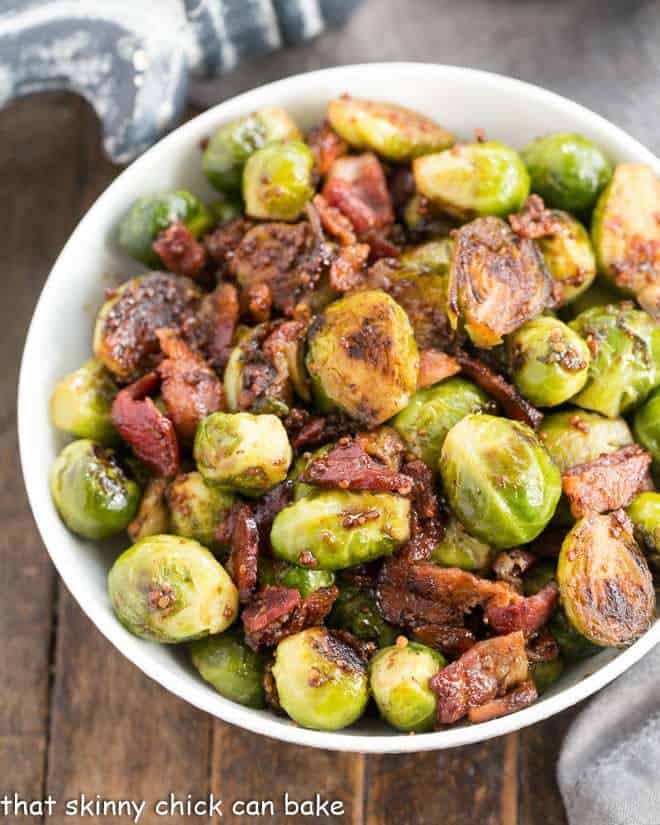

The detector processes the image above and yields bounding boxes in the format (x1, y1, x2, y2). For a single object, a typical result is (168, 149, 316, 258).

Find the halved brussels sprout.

(440, 415, 562, 549)
(413, 141, 530, 220)
(306, 290, 419, 427)
(327, 96, 453, 162)
(190, 626, 266, 709)
(549, 609, 599, 659)
(127, 477, 170, 542)
(535, 211, 597, 306)
(50, 358, 118, 444)
(272, 627, 369, 731)
(385, 268, 450, 350)
(392, 377, 492, 470)
(243, 140, 315, 221)
(506, 316, 591, 408)
(557, 512, 655, 647)
(117, 190, 213, 267)
(522, 559, 557, 596)
(521, 133, 611, 213)
(539, 408, 633, 473)
(430, 516, 493, 572)
(634, 389, 660, 473)
(270, 491, 410, 571)
(399, 239, 454, 275)
(569, 303, 660, 417)
(369, 640, 445, 732)
(166, 471, 235, 550)
(530, 658, 564, 695)
(50, 439, 140, 540)
(328, 583, 397, 647)
(194, 412, 292, 496)
(108, 535, 238, 643)
(627, 492, 660, 558)
(203, 107, 302, 193)
(403, 193, 456, 237)
(258, 558, 336, 598)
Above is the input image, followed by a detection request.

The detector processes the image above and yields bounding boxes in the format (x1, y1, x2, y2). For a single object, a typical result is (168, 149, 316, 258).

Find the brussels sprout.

(50, 439, 140, 540)
(166, 471, 235, 550)
(270, 491, 410, 571)
(430, 516, 493, 572)
(194, 412, 292, 496)
(534, 211, 597, 306)
(117, 191, 213, 267)
(522, 559, 557, 596)
(627, 492, 660, 557)
(521, 133, 611, 213)
(272, 627, 369, 730)
(530, 658, 564, 695)
(208, 193, 243, 225)
(243, 140, 314, 221)
(569, 304, 660, 417)
(440, 415, 562, 549)
(127, 477, 170, 542)
(190, 626, 266, 708)
(203, 107, 302, 193)
(506, 316, 591, 408)
(591, 163, 660, 304)
(549, 609, 599, 659)
(559, 277, 623, 320)
(399, 239, 454, 275)
(369, 640, 445, 732)
(328, 584, 397, 647)
(50, 358, 118, 444)
(633, 389, 660, 471)
(539, 408, 633, 473)
(258, 558, 336, 598)
(327, 96, 453, 162)
(108, 535, 238, 643)
(384, 267, 450, 350)
(392, 378, 492, 471)
(413, 141, 530, 220)
(306, 290, 419, 427)
(557, 512, 655, 647)
(402, 193, 456, 237)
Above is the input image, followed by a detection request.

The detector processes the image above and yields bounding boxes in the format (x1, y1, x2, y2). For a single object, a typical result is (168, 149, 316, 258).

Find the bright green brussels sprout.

(413, 141, 530, 220)
(633, 389, 660, 471)
(627, 492, 660, 558)
(203, 107, 301, 193)
(258, 558, 335, 598)
(522, 559, 557, 596)
(506, 316, 591, 408)
(440, 415, 562, 549)
(194, 412, 292, 496)
(569, 303, 660, 417)
(530, 658, 564, 695)
(534, 211, 597, 306)
(559, 277, 623, 320)
(50, 439, 140, 540)
(166, 471, 235, 550)
(392, 378, 491, 470)
(108, 535, 238, 643)
(190, 626, 266, 709)
(127, 477, 170, 542)
(306, 290, 419, 428)
(117, 190, 213, 267)
(272, 627, 369, 730)
(208, 193, 243, 225)
(50, 358, 118, 444)
(270, 491, 410, 571)
(539, 408, 633, 473)
(549, 609, 599, 659)
(399, 239, 454, 275)
(521, 133, 611, 213)
(430, 516, 493, 572)
(328, 584, 397, 647)
(243, 140, 314, 221)
(369, 640, 445, 732)
(557, 512, 655, 647)
(327, 96, 453, 161)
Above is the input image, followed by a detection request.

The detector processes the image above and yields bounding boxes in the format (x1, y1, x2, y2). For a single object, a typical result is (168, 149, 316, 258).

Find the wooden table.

(2, 2, 658, 822)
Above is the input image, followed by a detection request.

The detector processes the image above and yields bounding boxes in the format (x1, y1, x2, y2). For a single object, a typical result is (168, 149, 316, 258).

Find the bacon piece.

(417, 350, 461, 389)
(388, 167, 416, 214)
(467, 680, 538, 723)
(247, 282, 272, 323)
(429, 631, 529, 724)
(562, 444, 654, 519)
(402, 460, 439, 521)
(205, 217, 253, 270)
(285, 411, 354, 450)
(509, 195, 566, 240)
(201, 282, 240, 372)
(300, 438, 413, 495)
(329, 242, 370, 292)
(492, 548, 538, 592)
(454, 349, 543, 429)
(111, 372, 179, 477)
(526, 627, 560, 664)
(253, 480, 295, 553)
(323, 154, 394, 237)
(484, 581, 559, 637)
(156, 328, 224, 443)
(307, 120, 348, 177)
(412, 624, 476, 657)
(312, 193, 356, 245)
(153, 221, 207, 279)
(227, 504, 259, 603)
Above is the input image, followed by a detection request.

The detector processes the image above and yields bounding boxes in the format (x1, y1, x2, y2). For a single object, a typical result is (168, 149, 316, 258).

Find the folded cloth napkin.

(558, 642, 660, 825)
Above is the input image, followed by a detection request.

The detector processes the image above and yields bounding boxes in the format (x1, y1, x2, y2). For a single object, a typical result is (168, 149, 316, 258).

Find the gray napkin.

(558, 643, 660, 825)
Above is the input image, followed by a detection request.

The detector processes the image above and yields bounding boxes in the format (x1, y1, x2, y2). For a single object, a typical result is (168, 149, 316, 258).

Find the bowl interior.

(19, 63, 660, 753)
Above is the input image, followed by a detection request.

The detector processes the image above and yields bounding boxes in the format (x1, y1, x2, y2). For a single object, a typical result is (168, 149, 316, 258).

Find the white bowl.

(19, 63, 660, 753)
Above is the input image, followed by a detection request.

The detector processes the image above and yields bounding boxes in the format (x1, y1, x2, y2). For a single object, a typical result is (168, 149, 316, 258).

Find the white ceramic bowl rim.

(19, 63, 660, 753)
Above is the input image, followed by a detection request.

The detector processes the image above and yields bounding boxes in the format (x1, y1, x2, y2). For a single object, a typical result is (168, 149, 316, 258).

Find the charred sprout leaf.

(108, 535, 239, 643)
(258, 558, 336, 598)
(521, 133, 611, 213)
(166, 471, 235, 551)
(627, 492, 660, 560)
(270, 490, 410, 571)
(50, 439, 140, 540)
(50, 358, 118, 444)
(440, 414, 561, 549)
(328, 584, 397, 647)
(530, 658, 564, 695)
(539, 408, 633, 473)
(557, 511, 655, 647)
(272, 627, 369, 730)
(430, 516, 494, 572)
(243, 140, 315, 221)
(306, 290, 419, 427)
(369, 640, 445, 732)
(633, 389, 660, 473)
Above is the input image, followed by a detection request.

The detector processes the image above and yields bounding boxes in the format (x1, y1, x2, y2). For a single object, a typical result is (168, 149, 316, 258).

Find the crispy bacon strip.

(323, 153, 394, 236)
(285, 411, 354, 450)
(402, 460, 439, 521)
(412, 624, 476, 658)
(562, 444, 654, 519)
(312, 194, 356, 245)
(307, 120, 349, 177)
(253, 480, 295, 553)
(509, 195, 566, 240)
(205, 282, 240, 371)
(153, 221, 207, 279)
(417, 350, 461, 389)
(467, 679, 538, 723)
(526, 627, 560, 664)
(111, 372, 179, 477)
(484, 582, 559, 637)
(227, 504, 259, 603)
(329, 242, 370, 292)
(205, 217, 253, 270)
